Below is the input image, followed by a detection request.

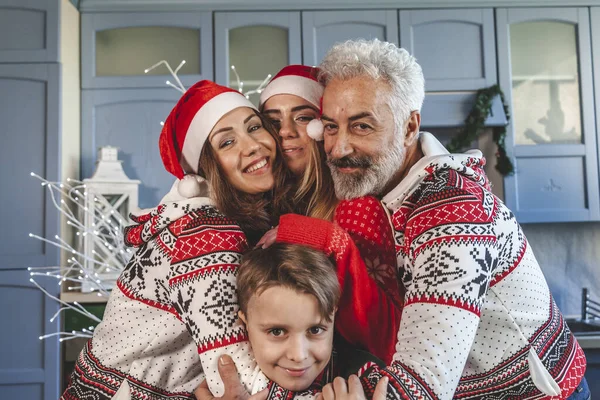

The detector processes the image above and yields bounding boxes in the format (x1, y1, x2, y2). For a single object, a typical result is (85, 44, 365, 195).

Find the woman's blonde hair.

(292, 141, 338, 221)
(197, 110, 294, 244)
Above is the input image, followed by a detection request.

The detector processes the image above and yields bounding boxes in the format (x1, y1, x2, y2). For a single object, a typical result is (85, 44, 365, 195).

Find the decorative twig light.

(230, 65, 272, 99)
(28, 171, 134, 340)
(145, 59, 187, 93)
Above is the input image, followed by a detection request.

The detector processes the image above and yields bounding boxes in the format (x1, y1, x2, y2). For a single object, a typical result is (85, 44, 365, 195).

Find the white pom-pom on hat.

(307, 119, 324, 141)
(177, 174, 210, 198)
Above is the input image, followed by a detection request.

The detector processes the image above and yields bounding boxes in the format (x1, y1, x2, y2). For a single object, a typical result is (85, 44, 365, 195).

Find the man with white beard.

(314, 39, 588, 400)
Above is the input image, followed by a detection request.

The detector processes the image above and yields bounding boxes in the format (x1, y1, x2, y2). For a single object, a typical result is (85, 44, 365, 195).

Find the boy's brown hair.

(237, 243, 340, 322)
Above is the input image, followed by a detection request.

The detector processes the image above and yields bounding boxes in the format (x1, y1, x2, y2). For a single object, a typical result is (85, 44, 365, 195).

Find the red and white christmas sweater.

(61, 185, 399, 400)
(279, 132, 586, 399)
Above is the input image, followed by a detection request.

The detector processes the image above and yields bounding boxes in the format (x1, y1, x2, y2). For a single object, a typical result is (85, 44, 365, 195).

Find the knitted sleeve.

(167, 206, 268, 397)
(277, 213, 401, 365)
(360, 175, 499, 400)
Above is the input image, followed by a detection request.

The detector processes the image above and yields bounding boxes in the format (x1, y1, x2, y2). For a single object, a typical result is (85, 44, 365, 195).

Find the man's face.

(321, 76, 406, 199)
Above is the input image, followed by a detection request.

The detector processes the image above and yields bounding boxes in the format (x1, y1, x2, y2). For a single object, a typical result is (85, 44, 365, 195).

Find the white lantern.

(81, 146, 140, 292)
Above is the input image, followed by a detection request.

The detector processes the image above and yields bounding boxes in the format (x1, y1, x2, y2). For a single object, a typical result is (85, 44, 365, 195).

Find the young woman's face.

(262, 94, 319, 177)
(208, 107, 277, 194)
(240, 286, 334, 391)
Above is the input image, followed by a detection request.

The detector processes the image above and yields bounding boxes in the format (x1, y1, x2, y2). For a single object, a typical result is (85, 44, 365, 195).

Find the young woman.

(61, 80, 294, 400)
(259, 65, 337, 221)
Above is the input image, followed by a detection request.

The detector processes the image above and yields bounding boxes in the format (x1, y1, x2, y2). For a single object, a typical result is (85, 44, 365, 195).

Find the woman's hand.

(318, 375, 389, 400)
(256, 226, 278, 249)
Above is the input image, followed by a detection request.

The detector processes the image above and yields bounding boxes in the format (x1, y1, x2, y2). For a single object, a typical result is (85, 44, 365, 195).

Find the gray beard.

(328, 140, 406, 200)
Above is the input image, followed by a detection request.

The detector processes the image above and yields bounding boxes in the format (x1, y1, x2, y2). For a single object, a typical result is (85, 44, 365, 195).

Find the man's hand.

(318, 375, 389, 400)
(194, 355, 268, 400)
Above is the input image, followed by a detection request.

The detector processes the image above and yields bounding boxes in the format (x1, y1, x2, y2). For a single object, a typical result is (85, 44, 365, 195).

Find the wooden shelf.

(61, 291, 109, 303)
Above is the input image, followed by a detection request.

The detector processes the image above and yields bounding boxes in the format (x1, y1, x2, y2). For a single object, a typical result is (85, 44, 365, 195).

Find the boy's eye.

(269, 328, 285, 337)
(309, 326, 325, 335)
(269, 119, 281, 127)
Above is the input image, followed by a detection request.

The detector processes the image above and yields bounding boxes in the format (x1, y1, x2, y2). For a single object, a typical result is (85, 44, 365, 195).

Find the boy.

(236, 243, 383, 395)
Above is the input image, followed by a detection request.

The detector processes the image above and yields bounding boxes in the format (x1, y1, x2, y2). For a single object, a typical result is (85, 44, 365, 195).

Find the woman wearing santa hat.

(259, 65, 337, 221)
(61, 80, 295, 400)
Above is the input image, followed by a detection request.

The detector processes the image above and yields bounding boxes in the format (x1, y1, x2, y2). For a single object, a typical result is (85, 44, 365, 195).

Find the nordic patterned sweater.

(279, 132, 586, 399)
(61, 185, 399, 400)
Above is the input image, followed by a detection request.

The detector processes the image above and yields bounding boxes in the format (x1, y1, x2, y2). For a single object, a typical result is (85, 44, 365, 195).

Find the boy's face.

(239, 286, 334, 391)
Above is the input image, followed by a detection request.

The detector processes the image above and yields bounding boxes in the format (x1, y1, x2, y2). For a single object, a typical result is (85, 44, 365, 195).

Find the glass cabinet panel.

(227, 26, 289, 105)
(509, 22, 582, 145)
(96, 27, 200, 76)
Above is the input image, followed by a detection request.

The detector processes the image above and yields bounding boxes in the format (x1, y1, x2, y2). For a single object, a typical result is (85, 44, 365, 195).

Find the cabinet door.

(0, 0, 59, 63)
(81, 88, 182, 208)
(0, 64, 60, 270)
(0, 269, 60, 399)
(81, 12, 212, 89)
(592, 7, 600, 208)
(214, 12, 301, 105)
(302, 10, 398, 67)
(497, 8, 599, 222)
(400, 9, 496, 92)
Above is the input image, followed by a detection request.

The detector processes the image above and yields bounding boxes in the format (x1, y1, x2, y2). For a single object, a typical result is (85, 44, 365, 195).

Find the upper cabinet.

(400, 9, 496, 92)
(400, 9, 503, 129)
(0, 0, 59, 63)
(302, 10, 398, 66)
(497, 8, 599, 222)
(81, 11, 213, 89)
(214, 11, 301, 105)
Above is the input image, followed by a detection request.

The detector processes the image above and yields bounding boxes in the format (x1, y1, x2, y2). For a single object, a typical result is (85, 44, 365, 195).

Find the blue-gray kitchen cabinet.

(0, 0, 59, 63)
(0, 269, 60, 400)
(0, 62, 61, 399)
(214, 11, 301, 103)
(399, 9, 504, 129)
(0, 63, 61, 271)
(497, 8, 599, 223)
(302, 10, 398, 67)
(81, 11, 213, 89)
(81, 88, 182, 208)
(400, 9, 496, 92)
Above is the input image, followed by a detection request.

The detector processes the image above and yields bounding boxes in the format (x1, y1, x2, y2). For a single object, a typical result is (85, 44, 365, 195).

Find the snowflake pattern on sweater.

(61, 196, 269, 400)
(356, 132, 586, 400)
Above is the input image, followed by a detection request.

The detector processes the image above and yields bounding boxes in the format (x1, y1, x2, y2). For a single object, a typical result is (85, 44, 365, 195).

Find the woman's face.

(262, 94, 319, 176)
(208, 107, 277, 194)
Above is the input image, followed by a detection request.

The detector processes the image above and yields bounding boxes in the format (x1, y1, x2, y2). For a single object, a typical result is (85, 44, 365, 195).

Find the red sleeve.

(277, 213, 400, 364)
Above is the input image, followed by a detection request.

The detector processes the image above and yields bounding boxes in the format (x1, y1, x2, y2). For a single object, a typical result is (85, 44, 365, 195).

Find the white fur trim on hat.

(181, 91, 255, 174)
(259, 75, 323, 108)
(307, 119, 324, 141)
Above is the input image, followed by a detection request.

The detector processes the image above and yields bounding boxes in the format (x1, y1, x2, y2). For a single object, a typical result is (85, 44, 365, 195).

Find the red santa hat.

(159, 80, 256, 197)
(259, 65, 325, 140)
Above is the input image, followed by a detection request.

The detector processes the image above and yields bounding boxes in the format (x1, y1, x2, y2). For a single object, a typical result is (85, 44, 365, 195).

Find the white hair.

(318, 39, 425, 134)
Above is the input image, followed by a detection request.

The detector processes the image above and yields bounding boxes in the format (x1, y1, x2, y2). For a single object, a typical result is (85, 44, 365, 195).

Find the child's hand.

(256, 226, 278, 249)
(318, 375, 388, 400)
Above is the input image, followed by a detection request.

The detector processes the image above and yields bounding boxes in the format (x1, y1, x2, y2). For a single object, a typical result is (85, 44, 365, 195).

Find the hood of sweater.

(123, 179, 214, 248)
(382, 132, 491, 212)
